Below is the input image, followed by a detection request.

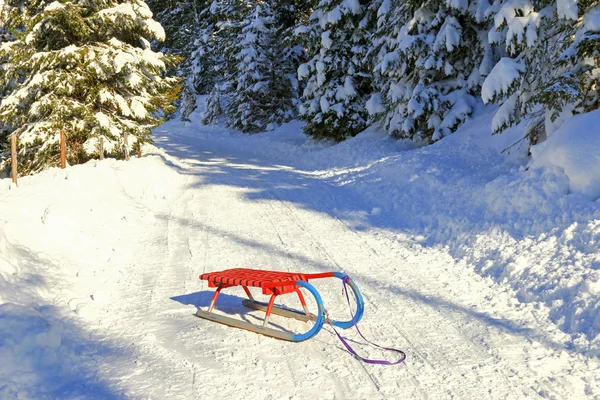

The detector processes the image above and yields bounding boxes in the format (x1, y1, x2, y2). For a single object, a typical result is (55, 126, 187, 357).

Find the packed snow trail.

(1, 116, 599, 398)
(62, 128, 590, 399)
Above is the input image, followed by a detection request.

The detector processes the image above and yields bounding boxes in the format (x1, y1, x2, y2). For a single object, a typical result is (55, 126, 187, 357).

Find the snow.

(584, 7, 600, 32)
(1, 97, 600, 398)
(343, 76, 356, 97)
(505, 13, 541, 48)
(327, 7, 342, 24)
(531, 108, 600, 200)
(321, 30, 332, 49)
(113, 48, 136, 74)
(378, 0, 391, 17)
(447, 0, 469, 11)
(366, 92, 384, 115)
(115, 93, 132, 117)
(434, 17, 462, 52)
(127, 72, 142, 88)
(493, 0, 535, 28)
(557, 0, 579, 20)
(342, 0, 361, 15)
(297, 63, 310, 79)
(94, 111, 110, 128)
(44, 1, 65, 12)
(481, 57, 525, 103)
(99, 88, 114, 104)
(98, 3, 137, 20)
(491, 92, 518, 132)
(319, 95, 330, 113)
(97, 3, 165, 41)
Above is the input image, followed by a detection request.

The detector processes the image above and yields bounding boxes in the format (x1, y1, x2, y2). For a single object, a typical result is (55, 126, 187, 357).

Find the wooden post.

(123, 133, 130, 161)
(60, 130, 66, 169)
(99, 137, 104, 160)
(11, 133, 17, 185)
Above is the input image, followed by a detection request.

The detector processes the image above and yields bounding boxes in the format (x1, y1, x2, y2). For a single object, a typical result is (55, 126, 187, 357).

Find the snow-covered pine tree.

(146, 0, 201, 57)
(297, 0, 375, 141)
(147, 0, 220, 120)
(186, 1, 222, 95)
(201, 83, 222, 124)
(0, 6, 12, 143)
(226, 1, 296, 132)
(273, 0, 311, 119)
(201, 0, 298, 133)
(199, 0, 248, 125)
(0, 4, 12, 95)
(369, 0, 495, 143)
(481, 0, 600, 145)
(0, 0, 180, 174)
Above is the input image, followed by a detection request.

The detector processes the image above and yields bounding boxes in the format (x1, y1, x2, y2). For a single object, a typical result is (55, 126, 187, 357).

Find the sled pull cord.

(327, 276, 406, 365)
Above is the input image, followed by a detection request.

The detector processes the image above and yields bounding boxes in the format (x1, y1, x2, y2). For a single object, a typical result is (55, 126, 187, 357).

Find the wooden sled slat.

(195, 309, 296, 341)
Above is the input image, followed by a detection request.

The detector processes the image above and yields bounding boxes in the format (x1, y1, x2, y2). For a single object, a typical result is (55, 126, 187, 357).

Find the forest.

(1, 0, 599, 174)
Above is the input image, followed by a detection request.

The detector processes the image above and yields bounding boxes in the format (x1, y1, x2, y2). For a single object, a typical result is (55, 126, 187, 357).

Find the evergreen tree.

(146, 0, 202, 57)
(1, 0, 21, 149)
(201, 0, 298, 133)
(226, 1, 295, 132)
(0, 0, 180, 174)
(0, 7, 10, 88)
(199, 0, 249, 125)
(274, 0, 312, 117)
(0, 22, 8, 144)
(370, 0, 495, 143)
(297, 0, 375, 141)
(147, 0, 219, 119)
(201, 83, 222, 124)
(186, 1, 222, 96)
(481, 0, 600, 145)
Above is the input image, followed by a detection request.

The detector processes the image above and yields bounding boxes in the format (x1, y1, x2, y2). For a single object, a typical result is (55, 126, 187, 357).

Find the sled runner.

(196, 268, 364, 342)
(197, 268, 406, 365)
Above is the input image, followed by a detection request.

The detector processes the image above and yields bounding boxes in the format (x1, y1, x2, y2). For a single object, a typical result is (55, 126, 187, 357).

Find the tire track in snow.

(260, 191, 435, 399)
(309, 196, 568, 399)
(252, 191, 404, 400)
(251, 196, 360, 400)
(340, 226, 569, 399)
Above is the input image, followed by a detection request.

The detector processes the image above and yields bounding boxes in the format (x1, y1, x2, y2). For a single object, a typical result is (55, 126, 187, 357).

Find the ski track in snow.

(1, 119, 599, 398)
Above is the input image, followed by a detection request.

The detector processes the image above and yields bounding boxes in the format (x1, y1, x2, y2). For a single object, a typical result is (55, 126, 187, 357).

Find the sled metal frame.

(196, 269, 364, 342)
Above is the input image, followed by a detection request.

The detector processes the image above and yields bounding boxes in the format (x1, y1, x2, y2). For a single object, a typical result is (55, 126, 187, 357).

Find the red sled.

(196, 268, 364, 341)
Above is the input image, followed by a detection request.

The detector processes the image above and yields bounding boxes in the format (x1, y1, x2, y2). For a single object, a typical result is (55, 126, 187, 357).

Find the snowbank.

(0, 153, 184, 397)
(531, 108, 600, 200)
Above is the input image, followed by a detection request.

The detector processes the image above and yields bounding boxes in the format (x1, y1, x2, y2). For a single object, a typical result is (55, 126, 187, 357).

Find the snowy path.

(2, 123, 599, 399)
(72, 130, 594, 399)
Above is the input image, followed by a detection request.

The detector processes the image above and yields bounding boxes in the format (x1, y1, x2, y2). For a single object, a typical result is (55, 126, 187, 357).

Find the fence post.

(99, 136, 104, 160)
(124, 133, 130, 161)
(60, 130, 66, 169)
(11, 133, 17, 185)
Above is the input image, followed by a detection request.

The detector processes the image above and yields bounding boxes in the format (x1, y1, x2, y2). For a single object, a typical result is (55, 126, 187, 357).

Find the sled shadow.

(170, 290, 248, 315)
(170, 290, 304, 334)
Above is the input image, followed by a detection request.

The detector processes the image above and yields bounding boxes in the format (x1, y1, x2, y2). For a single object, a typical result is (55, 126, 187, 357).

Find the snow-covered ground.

(1, 99, 599, 399)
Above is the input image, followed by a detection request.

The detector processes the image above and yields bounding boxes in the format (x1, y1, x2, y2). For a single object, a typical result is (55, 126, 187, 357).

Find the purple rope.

(327, 276, 406, 366)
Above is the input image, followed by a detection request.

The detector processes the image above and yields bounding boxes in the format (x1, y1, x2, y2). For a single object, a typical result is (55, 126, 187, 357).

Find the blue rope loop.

(291, 280, 326, 341)
(330, 272, 365, 328)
